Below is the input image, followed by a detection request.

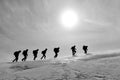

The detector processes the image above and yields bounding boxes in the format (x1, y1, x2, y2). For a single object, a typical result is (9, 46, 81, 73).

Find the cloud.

(84, 19, 111, 26)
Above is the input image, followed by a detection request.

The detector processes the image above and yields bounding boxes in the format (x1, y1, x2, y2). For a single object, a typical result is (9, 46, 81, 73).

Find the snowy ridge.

(1, 52, 120, 80)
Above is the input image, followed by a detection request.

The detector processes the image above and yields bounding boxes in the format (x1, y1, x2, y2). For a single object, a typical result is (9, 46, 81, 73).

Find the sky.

(0, 0, 120, 62)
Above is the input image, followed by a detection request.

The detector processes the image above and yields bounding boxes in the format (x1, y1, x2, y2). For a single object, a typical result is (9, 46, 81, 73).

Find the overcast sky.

(0, 0, 120, 61)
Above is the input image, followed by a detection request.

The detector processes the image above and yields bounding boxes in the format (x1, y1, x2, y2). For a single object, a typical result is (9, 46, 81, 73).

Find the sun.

(60, 9, 79, 29)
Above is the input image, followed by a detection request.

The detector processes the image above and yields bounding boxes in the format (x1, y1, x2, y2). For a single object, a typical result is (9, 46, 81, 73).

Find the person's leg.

(43, 55, 45, 59)
(22, 55, 25, 61)
(13, 55, 16, 62)
(85, 50, 87, 54)
(33, 56, 35, 60)
(85, 50, 86, 54)
(35, 55, 37, 60)
(72, 51, 75, 56)
(54, 54, 57, 58)
(16, 57, 18, 62)
(44, 55, 46, 59)
(22, 56, 26, 61)
(73, 52, 75, 56)
(12, 58, 15, 62)
(22, 58, 23, 61)
(83, 49, 85, 54)
(45, 55, 46, 59)
(72, 51, 74, 56)
(41, 55, 44, 60)
(24, 56, 27, 61)
(22, 58, 24, 61)
(35, 56, 37, 60)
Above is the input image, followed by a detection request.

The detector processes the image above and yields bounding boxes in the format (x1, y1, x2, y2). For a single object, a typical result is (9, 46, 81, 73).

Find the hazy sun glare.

(60, 9, 79, 30)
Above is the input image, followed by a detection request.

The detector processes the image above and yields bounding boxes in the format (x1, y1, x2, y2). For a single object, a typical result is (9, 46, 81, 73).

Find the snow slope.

(1, 52, 120, 80)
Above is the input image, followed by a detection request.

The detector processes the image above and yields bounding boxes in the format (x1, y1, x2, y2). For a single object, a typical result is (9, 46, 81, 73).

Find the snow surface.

(1, 52, 120, 80)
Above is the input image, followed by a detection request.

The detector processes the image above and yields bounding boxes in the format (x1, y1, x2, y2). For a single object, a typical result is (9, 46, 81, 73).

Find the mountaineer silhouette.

(71, 45, 77, 56)
(22, 49, 28, 61)
(33, 49, 39, 60)
(53, 47, 60, 58)
(41, 48, 48, 60)
(12, 50, 21, 62)
(83, 45, 88, 54)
